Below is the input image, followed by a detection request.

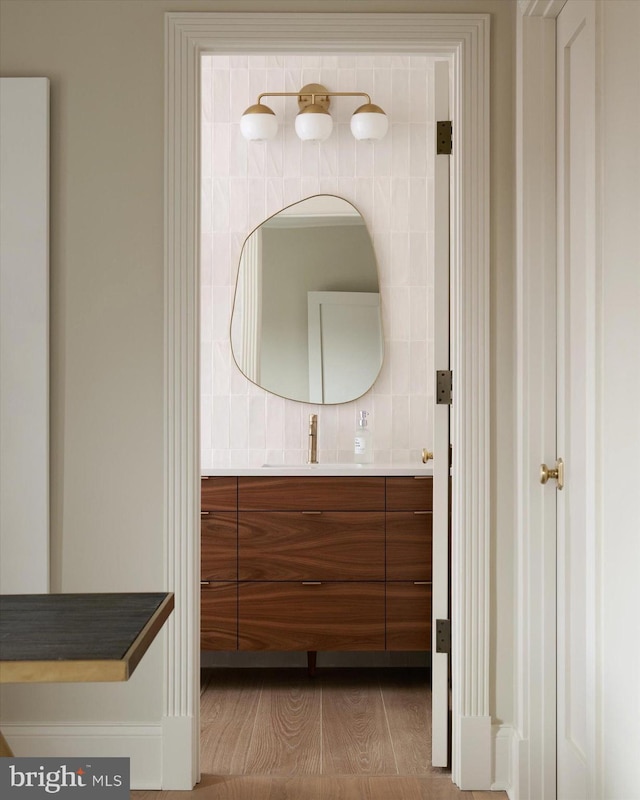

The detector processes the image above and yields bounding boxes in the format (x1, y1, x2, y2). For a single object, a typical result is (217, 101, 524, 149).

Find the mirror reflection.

(230, 195, 384, 404)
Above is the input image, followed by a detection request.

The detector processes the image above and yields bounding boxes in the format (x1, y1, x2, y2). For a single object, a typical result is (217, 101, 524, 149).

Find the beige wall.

(0, 0, 515, 778)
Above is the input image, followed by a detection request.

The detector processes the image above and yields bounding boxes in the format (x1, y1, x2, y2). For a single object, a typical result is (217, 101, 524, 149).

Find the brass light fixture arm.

(256, 84, 373, 113)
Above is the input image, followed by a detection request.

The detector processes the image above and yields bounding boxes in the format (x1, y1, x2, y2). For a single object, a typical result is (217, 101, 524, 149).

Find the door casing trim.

(164, 11, 490, 789)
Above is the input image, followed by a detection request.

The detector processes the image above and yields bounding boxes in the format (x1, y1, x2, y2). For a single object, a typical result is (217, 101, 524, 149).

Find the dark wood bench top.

(0, 592, 174, 683)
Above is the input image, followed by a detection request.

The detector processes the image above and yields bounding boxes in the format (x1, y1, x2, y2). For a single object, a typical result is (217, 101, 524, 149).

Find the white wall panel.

(0, 77, 49, 594)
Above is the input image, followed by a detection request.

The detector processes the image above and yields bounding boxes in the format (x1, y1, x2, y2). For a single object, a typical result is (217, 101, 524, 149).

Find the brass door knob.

(540, 458, 564, 490)
(422, 448, 433, 463)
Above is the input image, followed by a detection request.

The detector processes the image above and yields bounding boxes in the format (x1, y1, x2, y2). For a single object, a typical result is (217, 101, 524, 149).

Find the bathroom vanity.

(200, 467, 433, 655)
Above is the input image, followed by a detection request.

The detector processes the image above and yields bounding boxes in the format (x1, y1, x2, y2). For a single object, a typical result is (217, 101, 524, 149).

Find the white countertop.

(201, 464, 433, 477)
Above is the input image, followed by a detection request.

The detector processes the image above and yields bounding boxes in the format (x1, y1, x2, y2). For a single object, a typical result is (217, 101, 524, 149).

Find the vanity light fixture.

(240, 83, 388, 143)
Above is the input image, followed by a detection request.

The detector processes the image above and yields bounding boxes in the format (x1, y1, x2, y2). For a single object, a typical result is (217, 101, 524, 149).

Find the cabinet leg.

(307, 650, 317, 678)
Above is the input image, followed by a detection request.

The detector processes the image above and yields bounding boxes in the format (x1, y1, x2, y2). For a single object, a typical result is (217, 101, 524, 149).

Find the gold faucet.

(308, 414, 318, 464)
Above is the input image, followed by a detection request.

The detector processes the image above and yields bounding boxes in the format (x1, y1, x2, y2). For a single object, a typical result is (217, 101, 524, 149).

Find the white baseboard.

(161, 714, 198, 790)
(508, 729, 533, 800)
(459, 715, 492, 789)
(492, 723, 515, 793)
(1, 723, 162, 789)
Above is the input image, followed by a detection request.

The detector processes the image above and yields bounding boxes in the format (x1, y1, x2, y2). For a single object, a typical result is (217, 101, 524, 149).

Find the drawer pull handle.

(413, 581, 432, 585)
(413, 510, 431, 515)
(201, 476, 209, 480)
(201, 511, 210, 516)
(302, 581, 322, 585)
(301, 511, 322, 515)
(200, 581, 210, 586)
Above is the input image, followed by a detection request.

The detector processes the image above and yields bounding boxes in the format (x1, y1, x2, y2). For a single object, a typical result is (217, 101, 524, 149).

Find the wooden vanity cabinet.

(236, 476, 385, 511)
(237, 476, 385, 651)
(238, 511, 385, 580)
(201, 582, 237, 650)
(238, 582, 385, 651)
(386, 477, 433, 650)
(201, 475, 236, 511)
(200, 477, 238, 650)
(200, 474, 433, 654)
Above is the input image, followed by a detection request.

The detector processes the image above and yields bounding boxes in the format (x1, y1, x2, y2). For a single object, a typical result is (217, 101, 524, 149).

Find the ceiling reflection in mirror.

(230, 195, 384, 404)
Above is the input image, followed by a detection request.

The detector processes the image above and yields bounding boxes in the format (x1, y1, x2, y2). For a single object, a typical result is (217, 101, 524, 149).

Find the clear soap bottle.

(354, 410, 373, 464)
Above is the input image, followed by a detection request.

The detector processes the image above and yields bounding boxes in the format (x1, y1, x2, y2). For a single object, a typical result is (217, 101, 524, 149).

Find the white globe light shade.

(240, 104, 278, 141)
(350, 104, 389, 141)
(295, 106, 333, 142)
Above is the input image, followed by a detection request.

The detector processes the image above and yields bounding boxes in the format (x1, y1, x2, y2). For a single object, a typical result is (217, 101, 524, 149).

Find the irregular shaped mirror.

(231, 195, 383, 404)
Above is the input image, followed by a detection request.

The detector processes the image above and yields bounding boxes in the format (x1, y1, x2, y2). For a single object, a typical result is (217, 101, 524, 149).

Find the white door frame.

(514, 2, 567, 798)
(164, 12, 490, 790)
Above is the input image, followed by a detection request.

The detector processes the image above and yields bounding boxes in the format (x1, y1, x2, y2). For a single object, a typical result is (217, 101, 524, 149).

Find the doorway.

(164, 12, 490, 790)
(198, 46, 441, 783)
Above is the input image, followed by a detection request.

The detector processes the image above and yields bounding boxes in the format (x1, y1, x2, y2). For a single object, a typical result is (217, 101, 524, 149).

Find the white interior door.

(555, 2, 597, 797)
(307, 291, 383, 404)
(431, 58, 450, 768)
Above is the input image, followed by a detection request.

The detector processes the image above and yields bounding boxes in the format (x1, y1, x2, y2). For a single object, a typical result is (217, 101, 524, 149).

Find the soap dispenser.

(354, 410, 373, 464)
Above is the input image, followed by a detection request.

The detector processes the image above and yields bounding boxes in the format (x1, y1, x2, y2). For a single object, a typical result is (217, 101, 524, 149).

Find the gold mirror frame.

(230, 194, 384, 404)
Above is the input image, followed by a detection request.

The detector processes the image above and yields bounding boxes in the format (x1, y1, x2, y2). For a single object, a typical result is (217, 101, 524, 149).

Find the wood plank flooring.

(132, 668, 508, 800)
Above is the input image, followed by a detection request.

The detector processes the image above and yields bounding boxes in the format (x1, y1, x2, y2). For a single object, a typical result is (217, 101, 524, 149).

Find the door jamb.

(164, 12, 490, 790)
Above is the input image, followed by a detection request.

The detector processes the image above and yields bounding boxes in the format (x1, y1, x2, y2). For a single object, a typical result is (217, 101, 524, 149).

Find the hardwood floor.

(131, 668, 508, 799)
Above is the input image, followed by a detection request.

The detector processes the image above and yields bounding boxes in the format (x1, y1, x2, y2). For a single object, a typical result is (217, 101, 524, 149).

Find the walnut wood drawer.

(386, 582, 432, 651)
(386, 511, 432, 581)
(385, 476, 433, 511)
(238, 477, 385, 511)
(238, 582, 385, 651)
(201, 476, 237, 511)
(200, 582, 237, 651)
(238, 512, 384, 580)
(201, 512, 237, 581)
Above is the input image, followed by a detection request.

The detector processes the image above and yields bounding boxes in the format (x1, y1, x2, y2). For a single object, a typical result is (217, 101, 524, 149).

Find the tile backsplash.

(200, 54, 435, 468)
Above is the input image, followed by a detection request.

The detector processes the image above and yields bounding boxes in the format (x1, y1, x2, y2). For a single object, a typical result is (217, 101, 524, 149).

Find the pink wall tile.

(201, 54, 435, 467)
